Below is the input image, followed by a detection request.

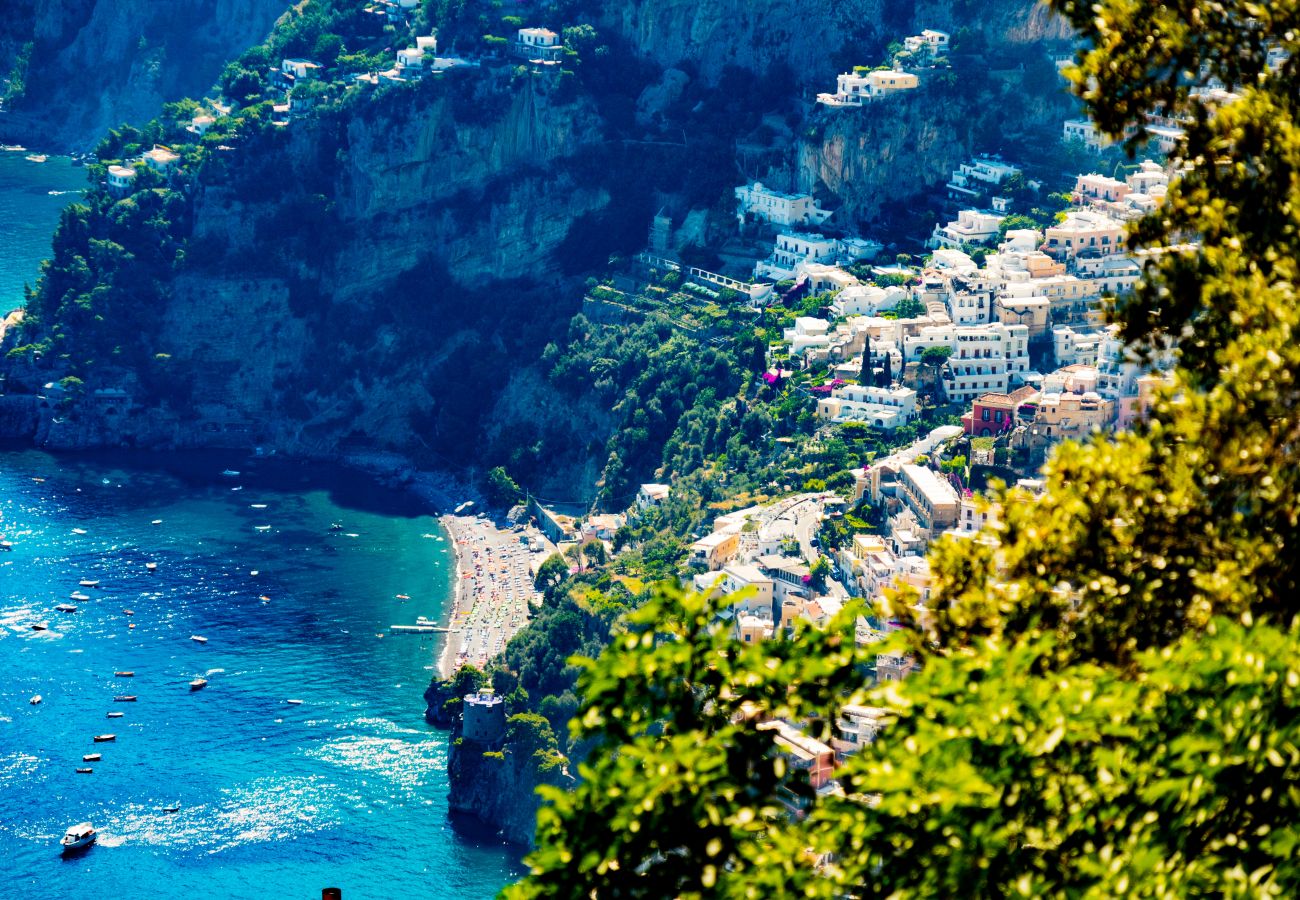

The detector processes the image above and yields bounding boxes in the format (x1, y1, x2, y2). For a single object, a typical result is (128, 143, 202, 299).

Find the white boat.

(145, 562, 158, 573)
(25, 154, 47, 163)
(190, 635, 207, 644)
(221, 469, 240, 477)
(93, 734, 116, 743)
(106, 712, 123, 719)
(79, 579, 100, 588)
(0, 540, 13, 550)
(189, 678, 207, 691)
(254, 525, 271, 532)
(81, 754, 101, 763)
(55, 604, 77, 613)
(2, 144, 26, 151)
(151, 519, 163, 525)
(71, 528, 88, 535)
(70, 592, 91, 602)
(286, 699, 303, 705)
(250, 504, 267, 509)
(161, 803, 181, 813)
(30, 695, 41, 705)
(60, 823, 96, 852)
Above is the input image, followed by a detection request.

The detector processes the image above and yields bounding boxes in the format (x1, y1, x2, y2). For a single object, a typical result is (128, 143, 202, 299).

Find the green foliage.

(485, 466, 522, 509)
(534, 553, 569, 592)
(920, 345, 953, 366)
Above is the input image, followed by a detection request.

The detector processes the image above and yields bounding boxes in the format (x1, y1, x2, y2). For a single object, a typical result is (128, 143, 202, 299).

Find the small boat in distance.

(25, 154, 47, 163)
(161, 803, 181, 813)
(1, 144, 26, 151)
(60, 823, 96, 853)
(106, 712, 124, 718)
(0, 540, 12, 550)
(286, 699, 303, 705)
(76, 768, 93, 774)
(395, 594, 411, 600)
(189, 678, 208, 691)
(30, 695, 41, 705)
(221, 469, 240, 478)
(78, 579, 100, 588)
(93, 734, 115, 743)
(70, 592, 90, 602)
(71, 528, 87, 535)
(114, 695, 137, 702)
(114, 671, 134, 677)
(82, 754, 101, 763)
(145, 562, 158, 573)
(151, 519, 162, 525)
(31, 622, 48, 631)
(122, 609, 134, 616)
(190, 635, 207, 644)
(55, 604, 77, 613)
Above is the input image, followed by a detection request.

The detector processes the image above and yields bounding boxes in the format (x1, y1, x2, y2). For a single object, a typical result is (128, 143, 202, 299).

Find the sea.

(0, 159, 522, 897)
(0, 150, 87, 310)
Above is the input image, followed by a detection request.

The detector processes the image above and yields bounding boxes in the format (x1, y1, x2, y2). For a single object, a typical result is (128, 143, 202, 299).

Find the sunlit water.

(0, 150, 87, 310)
(0, 449, 521, 898)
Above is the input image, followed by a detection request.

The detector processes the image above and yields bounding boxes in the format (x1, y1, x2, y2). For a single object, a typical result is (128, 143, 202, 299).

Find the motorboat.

(30, 695, 41, 705)
(78, 580, 100, 588)
(60, 823, 96, 852)
(254, 525, 271, 532)
(71, 528, 87, 535)
(106, 712, 123, 719)
(221, 469, 240, 477)
(395, 594, 411, 600)
(189, 678, 207, 691)
(113, 695, 137, 702)
(76, 768, 93, 774)
(70, 592, 91, 602)
(151, 519, 162, 525)
(93, 734, 115, 743)
(82, 754, 101, 763)
(190, 635, 207, 644)
(286, 699, 303, 705)
(114, 671, 134, 677)
(25, 153, 47, 163)
(55, 604, 77, 613)
(0, 540, 12, 550)
(122, 609, 134, 616)
(259, 595, 271, 602)
(31, 622, 48, 631)
(161, 803, 181, 814)
(145, 562, 158, 573)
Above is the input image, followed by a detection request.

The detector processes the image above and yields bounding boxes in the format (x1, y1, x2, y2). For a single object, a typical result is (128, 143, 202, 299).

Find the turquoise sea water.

(0, 150, 87, 311)
(0, 449, 521, 899)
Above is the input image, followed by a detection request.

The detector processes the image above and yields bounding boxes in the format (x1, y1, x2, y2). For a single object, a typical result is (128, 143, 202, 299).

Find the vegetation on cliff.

(506, 0, 1300, 895)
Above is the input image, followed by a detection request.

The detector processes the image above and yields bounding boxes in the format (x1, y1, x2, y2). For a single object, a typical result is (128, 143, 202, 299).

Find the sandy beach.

(437, 513, 548, 678)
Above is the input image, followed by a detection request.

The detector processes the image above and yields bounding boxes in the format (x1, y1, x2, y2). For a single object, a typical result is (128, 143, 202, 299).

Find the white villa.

(818, 69, 919, 106)
(281, 58, 322, 81)
(513, 27, 563, 61)
(930, 209, 1004, 248)
(142, 145, 179, 173)
(946, 157, 1021, 202)
(106, 164, 136, 195)
(903, 29, 950, 58)
(735, 182, 832, 228)
(817, 384, 918, 430)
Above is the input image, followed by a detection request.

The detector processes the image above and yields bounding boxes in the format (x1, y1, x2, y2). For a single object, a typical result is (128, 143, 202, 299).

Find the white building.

(1052, 325, 1106, 367)
(930, 210, 1004, 248)
(832, 704, 888, 761)
(817, 384, 918, 430)
(396, 46, 426, 71)
(832, 284, 910, 317)
(281, 58, 322, 81)
(783, 317, 832, 358)
(903, 29, 950, 58)
(1063, 118, 1111, 151)
(106, 164, 136, 196)
(818, 69, 919, 107)
(636, 484, 671, 511)
(513, 27, 563, 61)
(735, 182, 831, 228)
(902, 323, 1030, 402)
(142, 145, 179, 174)
(757, 232, 840, 279)
(187, 114, 215, 135)
(946, 157, 1021, 201)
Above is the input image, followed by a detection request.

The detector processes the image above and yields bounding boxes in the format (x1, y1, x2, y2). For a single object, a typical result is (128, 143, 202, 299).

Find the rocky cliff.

(604, 0, 1071, 85)
(0, 0, 288, 149)
(447, 735, 573, 848)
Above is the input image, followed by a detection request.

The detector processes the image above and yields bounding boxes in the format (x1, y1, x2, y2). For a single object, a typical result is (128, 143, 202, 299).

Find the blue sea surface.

(0, 150, 87, 310)
(0, 449, 521, 899)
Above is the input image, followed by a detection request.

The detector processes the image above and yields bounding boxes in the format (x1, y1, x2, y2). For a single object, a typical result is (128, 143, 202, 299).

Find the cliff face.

(447, 736, 573, 848)
(796, 77, 1075, 228)
(604, 0, 1072, 85)
(0, 0, 288, 149)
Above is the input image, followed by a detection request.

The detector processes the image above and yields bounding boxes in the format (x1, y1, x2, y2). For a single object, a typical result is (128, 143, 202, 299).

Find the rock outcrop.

(0, 0, 289, 149)
(447, 735, 573, 849)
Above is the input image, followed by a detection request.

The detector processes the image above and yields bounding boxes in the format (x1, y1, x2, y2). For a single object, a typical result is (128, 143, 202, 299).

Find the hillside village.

(2, 0, 1289, 834)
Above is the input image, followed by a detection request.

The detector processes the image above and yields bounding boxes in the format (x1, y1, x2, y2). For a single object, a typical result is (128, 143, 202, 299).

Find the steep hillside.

(0, 0, 288, 149)
(602, 0, 1071, 85)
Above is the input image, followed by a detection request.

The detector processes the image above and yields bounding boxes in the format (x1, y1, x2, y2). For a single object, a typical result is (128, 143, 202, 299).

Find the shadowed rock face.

(0, 0, 290, 150)
(602, 0, 1071, 86)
